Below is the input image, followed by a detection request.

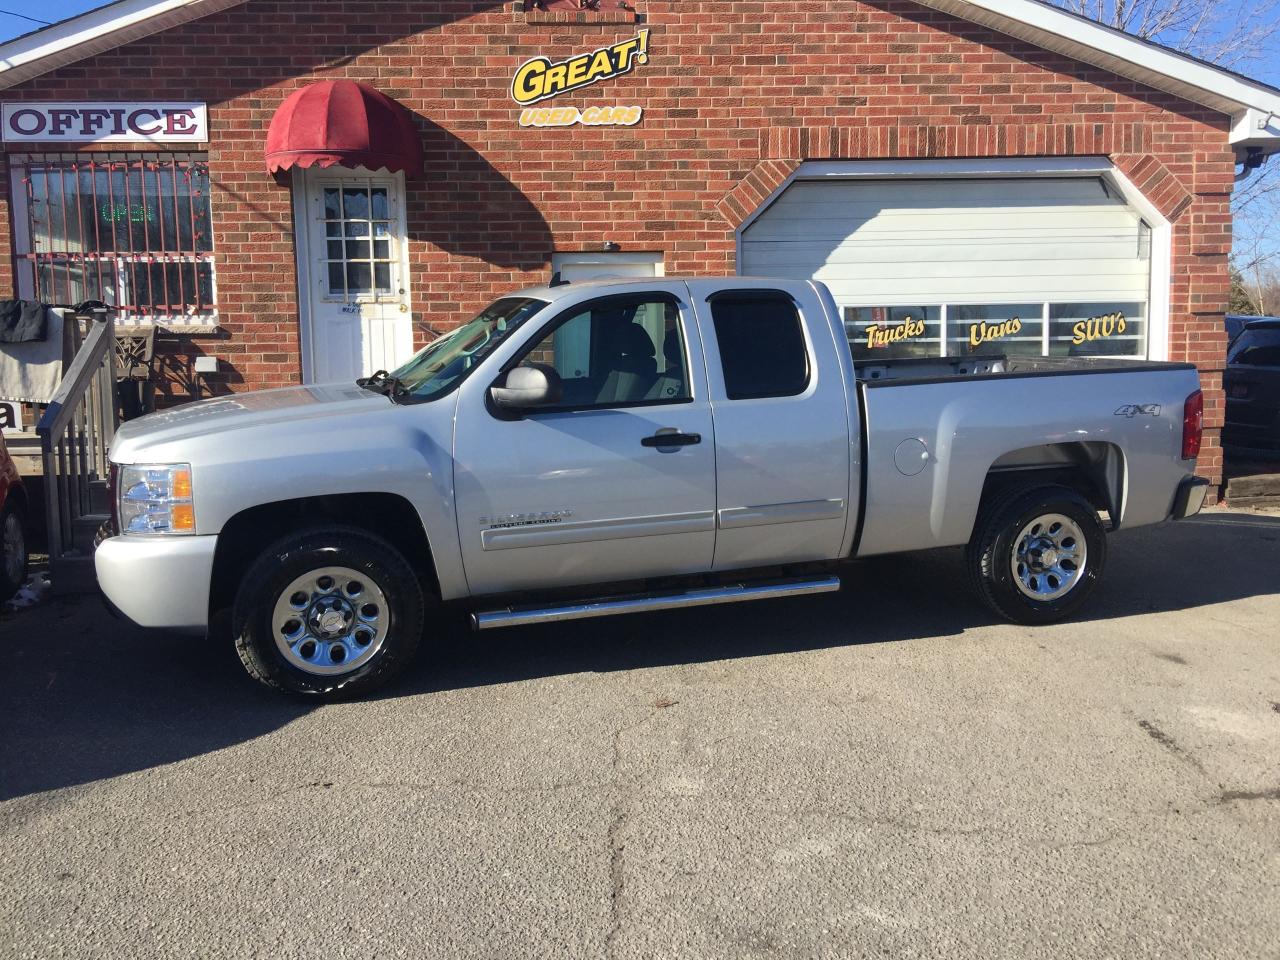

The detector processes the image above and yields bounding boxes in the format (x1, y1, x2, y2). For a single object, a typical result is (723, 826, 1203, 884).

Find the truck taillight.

(1181, 390, 1203, 460)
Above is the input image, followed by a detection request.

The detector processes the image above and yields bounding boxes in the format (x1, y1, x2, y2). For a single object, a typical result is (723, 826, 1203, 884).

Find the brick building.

(1, 0, 1278, 489)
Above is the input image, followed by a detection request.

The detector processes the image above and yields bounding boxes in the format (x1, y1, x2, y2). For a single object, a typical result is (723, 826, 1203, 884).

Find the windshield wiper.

(357, 370, 409, 403)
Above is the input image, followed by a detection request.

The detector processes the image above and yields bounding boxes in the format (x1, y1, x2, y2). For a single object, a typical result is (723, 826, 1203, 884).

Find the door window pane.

(347, 262, 372, 294)
(845, 306, 941, 360)
(319, 180, 398, 303)
(519, 297, 689, 408)
(1048, 303, 1145, 356)
(342, 188, 369, 220)
(711, 292, 809, 400)
(947, 304, 1044, 357)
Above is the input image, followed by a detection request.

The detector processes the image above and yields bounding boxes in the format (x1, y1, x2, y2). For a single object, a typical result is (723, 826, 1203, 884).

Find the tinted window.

(711, 293, 809, 400)
(1229, 328, 1280, 368)
(515, 296, 690, 409)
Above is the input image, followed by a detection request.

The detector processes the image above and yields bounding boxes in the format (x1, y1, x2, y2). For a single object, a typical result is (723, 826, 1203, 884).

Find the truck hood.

(111, 383, 391, 462)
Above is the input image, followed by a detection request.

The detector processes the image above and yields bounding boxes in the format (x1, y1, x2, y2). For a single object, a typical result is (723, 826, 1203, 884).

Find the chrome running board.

(471, 575, 840, 631)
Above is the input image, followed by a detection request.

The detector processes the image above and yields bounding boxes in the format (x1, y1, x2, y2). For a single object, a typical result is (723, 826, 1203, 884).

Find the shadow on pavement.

(2, 510, 1278, 801)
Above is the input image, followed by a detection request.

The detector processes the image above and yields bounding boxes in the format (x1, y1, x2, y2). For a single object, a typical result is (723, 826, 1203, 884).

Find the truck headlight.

(118, 464, 196, 535)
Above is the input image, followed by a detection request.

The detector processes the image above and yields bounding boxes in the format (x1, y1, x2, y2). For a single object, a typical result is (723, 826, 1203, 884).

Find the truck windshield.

(387, 296, 548, 402)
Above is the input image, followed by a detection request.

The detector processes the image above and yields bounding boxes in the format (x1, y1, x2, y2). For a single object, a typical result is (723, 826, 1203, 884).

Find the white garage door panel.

(750, 241, 1144, 267)
(742, 177, 1150, 307)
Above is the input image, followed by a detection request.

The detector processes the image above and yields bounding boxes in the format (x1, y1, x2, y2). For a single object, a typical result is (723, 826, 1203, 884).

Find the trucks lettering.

(865, 316, 926, 350)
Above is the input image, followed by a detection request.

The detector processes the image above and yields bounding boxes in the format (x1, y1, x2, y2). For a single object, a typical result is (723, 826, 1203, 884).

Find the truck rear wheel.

(966, 484, 1106, 625)
(232, 527, 425, 698)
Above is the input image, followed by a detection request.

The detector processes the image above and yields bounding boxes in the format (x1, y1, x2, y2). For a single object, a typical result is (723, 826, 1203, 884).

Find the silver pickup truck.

(96, 278, 1209, 697)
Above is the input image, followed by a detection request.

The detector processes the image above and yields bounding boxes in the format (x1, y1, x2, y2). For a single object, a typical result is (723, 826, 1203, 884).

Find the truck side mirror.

(489, 363, 563, 411)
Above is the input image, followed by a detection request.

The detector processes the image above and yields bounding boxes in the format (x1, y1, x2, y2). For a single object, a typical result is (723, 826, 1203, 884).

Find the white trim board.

(0, 0, 247, 90)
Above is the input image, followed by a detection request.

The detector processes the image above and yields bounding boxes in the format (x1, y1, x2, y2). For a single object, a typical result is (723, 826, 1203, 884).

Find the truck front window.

(388, 297, 548, 402)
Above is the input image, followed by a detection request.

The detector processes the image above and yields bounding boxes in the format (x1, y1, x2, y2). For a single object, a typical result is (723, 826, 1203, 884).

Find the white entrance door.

(297, 169, 413, 383)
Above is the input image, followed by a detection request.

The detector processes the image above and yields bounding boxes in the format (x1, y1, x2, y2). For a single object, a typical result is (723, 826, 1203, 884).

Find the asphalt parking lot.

(2, 508, 1279, 959)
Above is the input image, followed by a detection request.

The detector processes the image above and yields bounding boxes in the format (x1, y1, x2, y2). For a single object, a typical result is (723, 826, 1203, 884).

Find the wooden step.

(1224, 471, 1280, 509)
(4, 429, 43, 478)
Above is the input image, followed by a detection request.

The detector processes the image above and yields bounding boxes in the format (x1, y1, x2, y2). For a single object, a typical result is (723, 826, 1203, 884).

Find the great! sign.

(511, 31, 649, 105)
(0, 102, 208, 144)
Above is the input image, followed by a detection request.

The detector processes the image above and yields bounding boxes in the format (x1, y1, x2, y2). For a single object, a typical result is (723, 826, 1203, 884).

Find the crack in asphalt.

(1219, 786, 1280, 803)
(1137, 719, 1207, 774)
(604, 707, 664, 960)
(793, 806, 1125, 848)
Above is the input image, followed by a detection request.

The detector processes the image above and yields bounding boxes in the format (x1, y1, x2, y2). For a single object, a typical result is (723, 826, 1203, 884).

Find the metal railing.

(37, 309, 118, 561)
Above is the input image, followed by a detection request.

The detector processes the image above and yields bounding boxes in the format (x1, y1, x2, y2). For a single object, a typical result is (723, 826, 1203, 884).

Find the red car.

(0, 429, 28, 602)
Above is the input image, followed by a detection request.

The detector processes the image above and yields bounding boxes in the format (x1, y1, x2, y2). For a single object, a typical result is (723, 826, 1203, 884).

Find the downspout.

(1235, 145, 1268, 183)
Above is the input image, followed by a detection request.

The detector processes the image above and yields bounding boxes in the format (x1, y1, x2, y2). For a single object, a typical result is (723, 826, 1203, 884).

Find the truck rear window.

(1228, 327, 1280, 368)
(710, 292, 810, 400)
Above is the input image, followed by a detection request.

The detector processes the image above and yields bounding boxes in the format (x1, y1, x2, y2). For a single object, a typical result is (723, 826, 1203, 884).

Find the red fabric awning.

(265, 80, 424, 179)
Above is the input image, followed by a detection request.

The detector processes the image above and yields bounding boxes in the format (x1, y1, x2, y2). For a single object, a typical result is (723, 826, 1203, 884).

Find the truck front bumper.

(1170, 476, 1211, 520)
(95, 534, 218, 632)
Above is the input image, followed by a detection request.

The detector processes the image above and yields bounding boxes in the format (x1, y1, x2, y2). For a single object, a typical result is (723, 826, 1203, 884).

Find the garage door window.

(947, 304, 1045, 358)
(1048, 303, 1145, 357)
(845, 301, 1147, 360)
(844, 306, 941, 358)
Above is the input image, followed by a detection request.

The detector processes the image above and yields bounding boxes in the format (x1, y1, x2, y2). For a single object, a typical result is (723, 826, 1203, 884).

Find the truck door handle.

(641, 430, 701, 448)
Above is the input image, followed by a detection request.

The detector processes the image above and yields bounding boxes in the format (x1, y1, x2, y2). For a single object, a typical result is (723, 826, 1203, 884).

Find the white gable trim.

(914, 0, 1280, 155)
(0, 0, 247, 90)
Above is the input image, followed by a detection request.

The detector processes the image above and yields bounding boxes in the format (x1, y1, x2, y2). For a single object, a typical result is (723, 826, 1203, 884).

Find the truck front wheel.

(232, 527, 425, 698)
(966, 484, 1107, 625)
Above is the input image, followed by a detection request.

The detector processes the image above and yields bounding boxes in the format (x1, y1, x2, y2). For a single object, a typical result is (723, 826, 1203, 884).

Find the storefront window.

(1048, 303, 1146, 357)
(11, 154, 216, 323)
(845, 306, 941, 360)
(947, 304, 1044, 357)
(843, 301, 1147, 361)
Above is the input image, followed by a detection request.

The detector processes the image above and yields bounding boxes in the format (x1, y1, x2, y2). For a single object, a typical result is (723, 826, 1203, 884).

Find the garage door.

(741, 177, 1152, 361)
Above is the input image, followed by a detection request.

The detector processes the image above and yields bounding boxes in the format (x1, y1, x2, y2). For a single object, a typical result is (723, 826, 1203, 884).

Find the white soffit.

(0, 0, 247, 90)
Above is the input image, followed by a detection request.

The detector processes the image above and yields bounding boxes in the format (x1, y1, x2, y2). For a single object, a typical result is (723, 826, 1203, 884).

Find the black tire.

(232, 526, 425, 698)
(965, 484, 1107, 625)
(0, 500, 28, 604)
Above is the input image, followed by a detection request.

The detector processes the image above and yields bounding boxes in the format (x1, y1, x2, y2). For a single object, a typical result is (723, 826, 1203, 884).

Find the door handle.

(642, 430, 701, 448)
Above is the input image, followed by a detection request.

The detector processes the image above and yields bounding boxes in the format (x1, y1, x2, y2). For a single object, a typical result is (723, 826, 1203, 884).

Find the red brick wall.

(0, 0, 1233, 482)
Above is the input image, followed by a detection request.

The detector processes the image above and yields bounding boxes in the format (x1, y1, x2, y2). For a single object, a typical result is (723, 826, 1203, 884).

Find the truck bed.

(850, 354, 1202, 557)
(854, 354, 1196, 385)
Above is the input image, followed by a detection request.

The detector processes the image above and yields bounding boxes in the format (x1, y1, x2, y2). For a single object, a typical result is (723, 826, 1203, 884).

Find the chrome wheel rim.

(3, 513, 24, 585)
(1011, 513, 1087, 602)
(271, 566, 389, 676)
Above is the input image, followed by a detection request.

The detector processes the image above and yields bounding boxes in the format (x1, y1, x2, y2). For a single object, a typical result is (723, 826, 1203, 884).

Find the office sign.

(1, 102, 208, 144)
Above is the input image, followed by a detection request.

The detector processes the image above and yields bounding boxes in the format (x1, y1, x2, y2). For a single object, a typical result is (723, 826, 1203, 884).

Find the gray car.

(96, 278, 1209, 697)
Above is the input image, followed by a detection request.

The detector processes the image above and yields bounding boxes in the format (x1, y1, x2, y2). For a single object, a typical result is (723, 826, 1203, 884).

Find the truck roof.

(512, 276, 808, 304)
